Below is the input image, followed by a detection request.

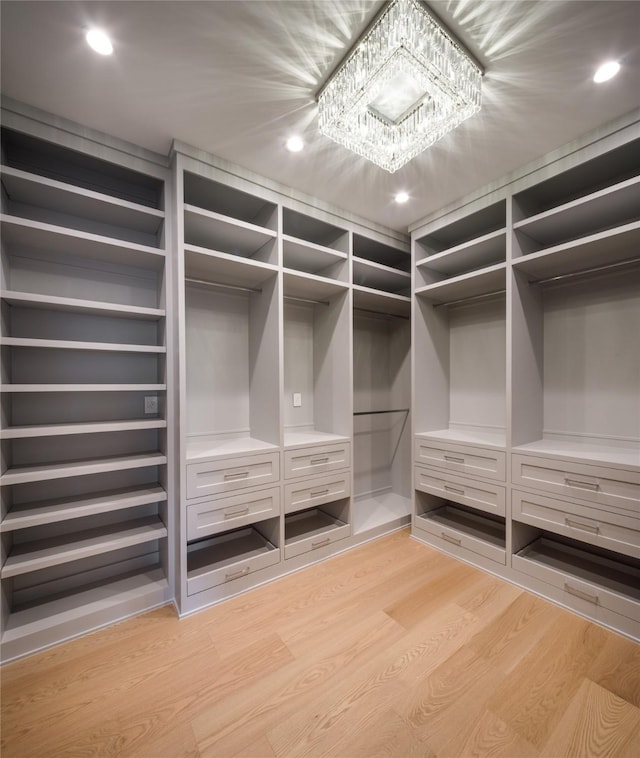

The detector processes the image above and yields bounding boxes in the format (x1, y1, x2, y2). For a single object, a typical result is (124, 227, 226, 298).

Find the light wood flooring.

(2, 528, 639, 757)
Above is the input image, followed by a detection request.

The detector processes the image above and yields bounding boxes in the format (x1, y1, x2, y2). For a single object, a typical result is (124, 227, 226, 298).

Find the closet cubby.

(184, 272, 280, 459)
(0, 124, 171, 661)
(284, 499, 349, 559)
(183, 172, 278, 264)
(353, 308, 411, 534)
(414, 491, 506, 566)
(186, 518, 280, 596)
(414, 200, 507, 303)
(352, 232, 411, 296)
(414, 292, 507, 449)
(511, 265, 640, 464)
(512, 529, 640, 635)
(282, 208, 348, 280)
(283, 277, 351, 448)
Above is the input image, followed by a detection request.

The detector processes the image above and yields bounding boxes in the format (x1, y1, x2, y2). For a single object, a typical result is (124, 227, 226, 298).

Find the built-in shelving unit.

(0, 121, 173, 661)
(411, 114, 640, 641)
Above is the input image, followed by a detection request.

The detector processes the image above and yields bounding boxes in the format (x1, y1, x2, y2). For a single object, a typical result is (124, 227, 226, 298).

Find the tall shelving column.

(352, 230, 412, 537)
(0, 112, 173, 661)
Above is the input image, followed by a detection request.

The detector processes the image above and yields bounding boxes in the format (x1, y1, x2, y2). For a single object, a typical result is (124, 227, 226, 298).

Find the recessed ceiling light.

(286, 136, 304, 152)
(86, 28, 113, 56)
(395, 191, 409, 204)
(593, 61, 620, 83)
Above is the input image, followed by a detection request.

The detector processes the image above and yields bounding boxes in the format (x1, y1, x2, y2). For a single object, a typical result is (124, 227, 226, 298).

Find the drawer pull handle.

(311, 537, 331, 549)
(224, 507, 250, 519)
(225, 566, 251, 581)
(310, 488, 330, 497)
(565, 478, 599, 491)
(444, 485, 465, 495)
(310, 456, 330, 465)
(224, 471, 250, 480)
(564, 583, 599, 605)
(565, 517, 599, 534)
(441, 532, 462, 546)
(444, 455, 464, 463)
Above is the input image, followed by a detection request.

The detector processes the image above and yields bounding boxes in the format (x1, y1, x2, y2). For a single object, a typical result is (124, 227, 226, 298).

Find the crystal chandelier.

(318, 0, 482, 173)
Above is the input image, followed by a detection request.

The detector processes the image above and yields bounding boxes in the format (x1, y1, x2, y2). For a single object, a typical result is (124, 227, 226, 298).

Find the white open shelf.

(283, 430, 350, 449)
(352, 491, 411, 535)
(184, 204, 276, 258)
(0, 214, 166, 270)
(1, 419, 166, 439)
(514, 175, 640, 246)
(186, 435, 279, 461)
(352, 257, 411, 293)
(1, 485, 168, 532)
(416, 228, 506, 276)
(1, 517, 167, 578)
(1, 290, 165, 320)
(415, 263, 506, 304)
(282, 235, 347, 275)
(513, 439, 640, 468)
(1, 165, 165, 235)
(512, 221, 640, 281)
(352, 285, 411, 318)
(184, 244, 278, 289)
(1, 452, 167, 486)
(282, 270, 349, 301)
(2, 384, 166, 393)
(1, 337, 166, 353)
(415, 428, 507, 450)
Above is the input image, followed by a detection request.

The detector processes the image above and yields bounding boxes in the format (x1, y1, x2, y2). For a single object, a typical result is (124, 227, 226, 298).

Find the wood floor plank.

(540, 678, 640, 758)
(488, 614, 609, 749)
(2, 529, 639, 758)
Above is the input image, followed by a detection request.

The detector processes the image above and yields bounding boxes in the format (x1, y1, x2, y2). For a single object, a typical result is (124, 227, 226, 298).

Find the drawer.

(284, 443, 350, 480)
(511, 454, 640, 512)
(284, 509, 349, 559)
(284, 473, 350, 514)
(414, 466, 505, 517)
(186, 527, 280, 595)
(414, 506, 506, 565)
(186, 452, 279, 499)
(513, 536, 640, 621)
(512, 489, 640, 559)
(414, 439, 505, 481)
(186, 487, 280, 540)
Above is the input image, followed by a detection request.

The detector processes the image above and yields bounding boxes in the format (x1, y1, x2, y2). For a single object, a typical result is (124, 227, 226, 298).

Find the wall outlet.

(144, 396, 159, 414)
(293, 392, 302, 407)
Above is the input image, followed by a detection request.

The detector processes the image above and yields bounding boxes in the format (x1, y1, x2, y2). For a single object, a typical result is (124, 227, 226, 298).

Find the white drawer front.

(414, 513, 506, 565)
(512, 489, 640, 559)
(414, 466, 505, 517)
(284, 443, 350, 480)
(414, 439, 505, 481)
(186, 452, 280, 499)
(284, 522, 350, 560)
(187, 487, 281, 540)
(284, 474, 351, 514)
(187, 546, 280, 595)
(511, 454, 640, 512)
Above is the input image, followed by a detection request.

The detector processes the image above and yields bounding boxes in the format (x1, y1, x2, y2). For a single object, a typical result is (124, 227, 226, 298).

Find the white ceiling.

(1, 1, 639, 233)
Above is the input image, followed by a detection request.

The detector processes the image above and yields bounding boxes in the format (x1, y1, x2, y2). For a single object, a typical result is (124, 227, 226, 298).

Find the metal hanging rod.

(354, 408, 410, 416)
(185, 277, 262, 294)
(531, 257, 640, 287)
(354, 306, 410, 320)
(433, 289, 505, 309)
(284, 295, 330, 306)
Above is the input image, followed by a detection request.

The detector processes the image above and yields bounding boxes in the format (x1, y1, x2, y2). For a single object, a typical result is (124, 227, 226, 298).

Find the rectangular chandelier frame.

(317, 0, 483, 173)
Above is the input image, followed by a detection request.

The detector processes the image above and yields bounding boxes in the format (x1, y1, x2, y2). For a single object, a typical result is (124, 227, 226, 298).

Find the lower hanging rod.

(354, 408, 410, 416)
(433, 289, 505, 309)
(185, 277, 261, 294)
(354, 306, 410, 320)
(531, 257, 640, 286)
(284, 295, 329, 306)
